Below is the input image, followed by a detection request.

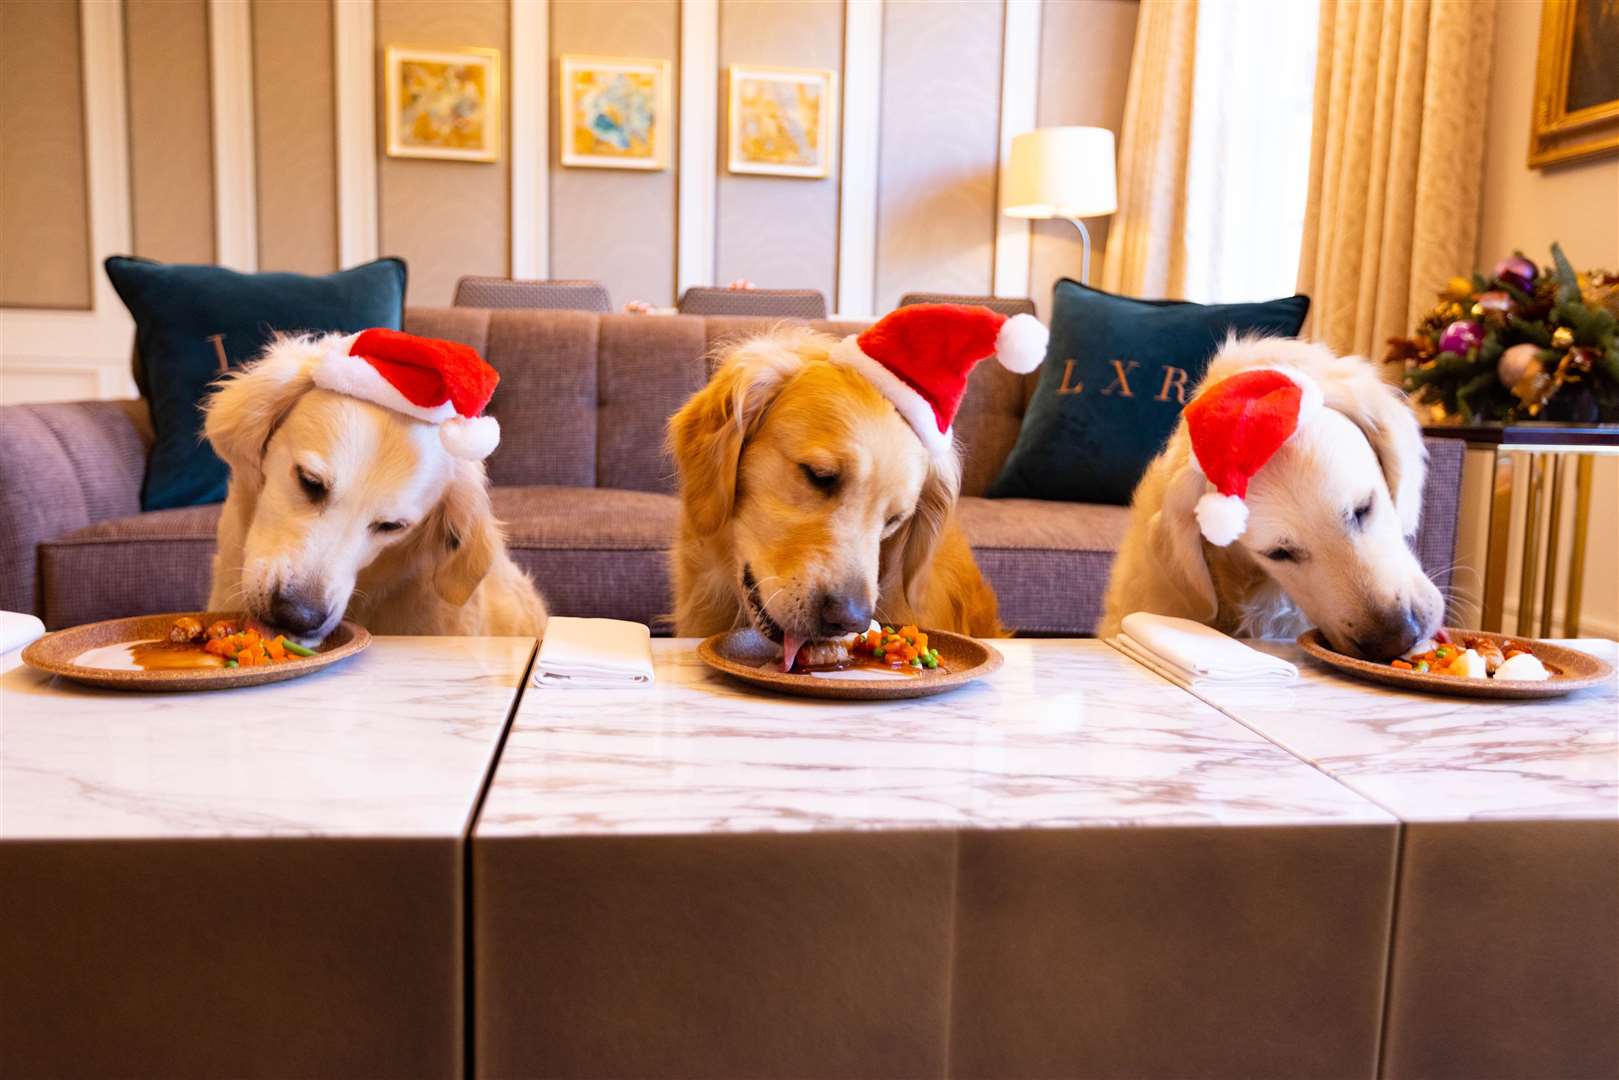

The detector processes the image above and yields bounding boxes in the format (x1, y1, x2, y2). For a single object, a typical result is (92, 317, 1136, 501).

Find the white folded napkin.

(533, 617, 654, 688)
(1109, 611, 1296, 689)
(1, 610, 46, 655)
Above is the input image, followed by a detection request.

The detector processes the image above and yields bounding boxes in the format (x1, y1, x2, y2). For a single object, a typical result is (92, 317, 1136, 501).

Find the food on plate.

(1389, 629, 1553, 681)
(130, 615, 316, 671)
(781, 624, 946, 676)
(852, 626, 943, 671)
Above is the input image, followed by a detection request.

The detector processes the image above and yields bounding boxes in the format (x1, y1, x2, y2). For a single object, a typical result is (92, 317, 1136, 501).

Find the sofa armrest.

(0, 400, 150, 616)
(1414, 435, 1464, 600)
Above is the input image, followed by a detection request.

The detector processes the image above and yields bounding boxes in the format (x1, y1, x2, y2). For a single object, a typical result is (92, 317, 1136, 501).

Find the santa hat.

(1184, 365, 1324, 546)
(310, 328, 502, 460)
(829, 304, 1049, 456)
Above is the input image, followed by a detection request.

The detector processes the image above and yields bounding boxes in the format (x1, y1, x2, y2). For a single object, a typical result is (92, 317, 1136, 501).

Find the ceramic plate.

(1297, 627, 1613, 699)
(21, 611, 370, 692)
(697, 627, 1002, 701)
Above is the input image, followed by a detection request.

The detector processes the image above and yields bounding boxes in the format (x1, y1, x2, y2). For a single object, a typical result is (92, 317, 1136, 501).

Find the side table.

(1422, 422, 1618, 635)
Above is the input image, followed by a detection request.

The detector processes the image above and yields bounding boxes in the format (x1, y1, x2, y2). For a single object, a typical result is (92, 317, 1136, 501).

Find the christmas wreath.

(1389, 244, 1619, 424)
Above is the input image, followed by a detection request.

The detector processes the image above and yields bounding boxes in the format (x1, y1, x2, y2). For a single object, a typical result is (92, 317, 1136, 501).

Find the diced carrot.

(1391, 659, 1413, 670)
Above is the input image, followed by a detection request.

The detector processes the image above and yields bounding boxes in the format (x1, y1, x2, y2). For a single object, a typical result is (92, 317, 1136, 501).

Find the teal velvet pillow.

(987, 279, 1310, 505)
(106, 256, 407, 510)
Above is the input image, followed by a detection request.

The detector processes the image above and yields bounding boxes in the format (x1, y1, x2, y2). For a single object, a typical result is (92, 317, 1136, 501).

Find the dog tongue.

(781, 632, 805, 673)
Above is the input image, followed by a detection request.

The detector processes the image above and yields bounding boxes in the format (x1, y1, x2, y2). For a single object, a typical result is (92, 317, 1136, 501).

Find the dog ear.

(1150, 457, 1219, 622)
(431, 459, 500, 608)
(883, 448, 962, 619)
(203, 334, 323, 484)
(1319, 366, 1428, 537)
(666, 339, 800, 535)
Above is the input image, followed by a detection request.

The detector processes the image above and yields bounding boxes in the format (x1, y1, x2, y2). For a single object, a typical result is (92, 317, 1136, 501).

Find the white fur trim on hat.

(995, 313, 1048, 373)
(1195, 491, 1248, 546)
(828, 335, 954, 457)
(439, 414, 500, 460)
(310, 332, 458, 425)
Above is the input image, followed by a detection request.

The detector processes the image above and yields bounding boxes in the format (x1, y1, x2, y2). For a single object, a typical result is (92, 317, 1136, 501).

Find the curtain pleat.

(1099, 0, 1198, 299)
(1298, 0, 1496, 362)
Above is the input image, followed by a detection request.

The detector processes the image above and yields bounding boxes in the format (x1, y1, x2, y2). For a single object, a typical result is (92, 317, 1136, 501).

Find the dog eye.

(371, 520, 408, 534)
(799, 463, 839, 494)
(1352, 499, 1374, 527)
(1264, 547, 1298, 563)
(295, 467, 328, 503)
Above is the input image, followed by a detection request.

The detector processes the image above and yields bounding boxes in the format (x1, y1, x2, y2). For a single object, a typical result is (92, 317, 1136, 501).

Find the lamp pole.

(1066, 217, 1093, 285)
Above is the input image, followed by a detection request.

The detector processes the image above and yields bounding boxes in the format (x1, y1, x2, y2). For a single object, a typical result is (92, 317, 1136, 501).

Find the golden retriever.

(204, 334, 546, 642)
(667, 328, 1000, 662)
(1100, 337, 1442, 659)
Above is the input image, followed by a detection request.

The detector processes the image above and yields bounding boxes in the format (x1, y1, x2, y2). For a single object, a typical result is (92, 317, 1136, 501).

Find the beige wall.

(714, 0, 842, 301)
(1453, 0, 1619, 638)
(125, 0, 215, 265)
(254, 0, 339, 275)
(549, 0, 680, 308)
(0, 0, 92, 309)
(378, 0, 512, 305)
(873, 0, 1005, 314)
(1, 0, 1140, 315)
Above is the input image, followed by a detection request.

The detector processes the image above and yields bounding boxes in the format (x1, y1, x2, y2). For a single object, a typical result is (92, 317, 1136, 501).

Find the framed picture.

(727, 64, 837, 178)
(559, 55, 671, 170)
(384, 45, 501, 162)
(1530, 0, 1619, 168)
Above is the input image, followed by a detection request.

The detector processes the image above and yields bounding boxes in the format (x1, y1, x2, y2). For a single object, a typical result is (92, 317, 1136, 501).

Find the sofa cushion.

(106, 256, 408, 511)
(40, 505, 219, 628)
(495, 486, 678, 629)
(957, 497, 1130, 634)
(988, 279, 1310, 506)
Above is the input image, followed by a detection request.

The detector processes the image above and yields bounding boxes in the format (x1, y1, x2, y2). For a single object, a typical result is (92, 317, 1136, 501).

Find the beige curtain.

(1298, 0, 1496, 360)
(1099, 0, 1198, 299)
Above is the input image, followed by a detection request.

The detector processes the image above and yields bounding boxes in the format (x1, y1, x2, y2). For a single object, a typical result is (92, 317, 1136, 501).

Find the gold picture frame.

(559, 54, 671, 170)
(384, 44, 501, 162)
(1529, 0, 1619, 168)
(726, 64, 837, 179)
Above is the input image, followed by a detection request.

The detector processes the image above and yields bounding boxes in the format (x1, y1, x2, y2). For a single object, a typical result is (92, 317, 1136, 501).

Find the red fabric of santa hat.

(1184, 365, 1324, 546)
(829, 303, 1049, 456)
(311, 328, 502, 460)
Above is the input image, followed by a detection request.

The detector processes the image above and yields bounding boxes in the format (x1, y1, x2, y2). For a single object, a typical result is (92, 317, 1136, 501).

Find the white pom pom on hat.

(1184, 362, 1324, 546)
(828, 303, 1050, 456)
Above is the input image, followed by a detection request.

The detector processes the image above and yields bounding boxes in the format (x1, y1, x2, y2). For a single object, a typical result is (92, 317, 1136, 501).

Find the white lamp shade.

(1002, 126, 1117, 220)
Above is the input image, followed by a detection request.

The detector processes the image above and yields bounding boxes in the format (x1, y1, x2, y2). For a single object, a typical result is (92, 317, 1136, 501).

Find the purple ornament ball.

(1439, 319, 1484, 356)
(1493, 254, 1537, 292)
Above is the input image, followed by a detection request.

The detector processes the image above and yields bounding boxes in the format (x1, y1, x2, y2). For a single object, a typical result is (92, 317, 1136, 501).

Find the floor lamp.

(1002, 127, 1118, 285)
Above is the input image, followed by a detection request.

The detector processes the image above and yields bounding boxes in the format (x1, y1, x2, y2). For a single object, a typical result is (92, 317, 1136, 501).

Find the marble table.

(0, 636, 535, 1080)
(1184, 640, 1619, 1080)
(473, 640, 1401, 1080)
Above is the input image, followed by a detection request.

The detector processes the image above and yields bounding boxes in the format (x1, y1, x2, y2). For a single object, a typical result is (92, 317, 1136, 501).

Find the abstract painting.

(384, 45, 501, 162)
(727, 65, 836, 178)
(560, 55, 670, 170)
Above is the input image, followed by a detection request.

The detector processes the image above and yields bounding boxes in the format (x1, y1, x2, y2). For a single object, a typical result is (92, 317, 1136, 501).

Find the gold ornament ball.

(1551, 326, 1574, 349)
(1445, 276, 1474, 300)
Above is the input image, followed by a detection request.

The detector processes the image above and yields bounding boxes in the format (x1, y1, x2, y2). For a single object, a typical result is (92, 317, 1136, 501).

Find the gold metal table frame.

(1429, 424, 1618, 637)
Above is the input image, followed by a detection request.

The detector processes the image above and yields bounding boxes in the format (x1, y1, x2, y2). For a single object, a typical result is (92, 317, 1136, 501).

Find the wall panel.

(873, 0, 1003, 313)
(1, 0, 92, 308)
(1027, 0, 1136, 318)
(376, 0, 510, 304)
(549, 0, 679, 308)
(714, 0, 841, 300)
(253, 0, 338, 274)
(125, 0, 215, 265)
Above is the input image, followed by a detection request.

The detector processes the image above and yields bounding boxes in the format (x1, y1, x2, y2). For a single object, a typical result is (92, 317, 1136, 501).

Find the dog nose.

(1353, 604, 1425, 661)
(817, 593, 873, 636)
(268, 588, 328, 636)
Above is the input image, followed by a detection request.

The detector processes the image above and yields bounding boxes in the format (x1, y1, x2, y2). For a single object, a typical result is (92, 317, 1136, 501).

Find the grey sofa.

(0, 308, 1464, 633)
